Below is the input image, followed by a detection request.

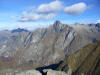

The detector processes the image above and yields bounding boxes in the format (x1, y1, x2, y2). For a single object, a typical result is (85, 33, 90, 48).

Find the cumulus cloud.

(64, 2, 87, 15)
(18, 1, 88, 22)
(10, 16, 16, 20)
(18, 1, 61, 22)
(96, 20, 100, 23)
(18, 11, 56, 22)
(0, 22, 52, 30)
(37, 0, 63, 13)
(27, 6, 35, 10)
(18, 11, 39, 21)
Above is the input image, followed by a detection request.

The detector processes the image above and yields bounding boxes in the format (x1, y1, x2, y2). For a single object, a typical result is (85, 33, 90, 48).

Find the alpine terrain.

(0, 21, 100, 75)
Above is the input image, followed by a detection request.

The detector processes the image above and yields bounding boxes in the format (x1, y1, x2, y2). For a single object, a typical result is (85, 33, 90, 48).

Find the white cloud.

(27, 6, 35, 10)
(18, 11, 56, 22)
(96, 20, 100, 23)
(18, 0, 63, 22)
(10, 16, 16, 20)
(18, 1, 88, 22)
(18, 1, 62, 22)
(40, 13, 56, 20)
(37, 0, 63, 13)
(64, 2, 87, 15)
(0, 22, 53, 30)
(18, 11, 40, 21)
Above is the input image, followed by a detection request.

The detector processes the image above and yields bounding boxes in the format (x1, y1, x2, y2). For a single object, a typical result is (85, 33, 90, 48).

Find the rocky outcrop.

(4, 69, 67, 75)
(43, 69, 67, 75)
(14, 70, 42, 75)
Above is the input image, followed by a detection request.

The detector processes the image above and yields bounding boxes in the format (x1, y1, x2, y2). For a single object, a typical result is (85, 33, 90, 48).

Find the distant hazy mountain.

(11, 28, 29, 33)
(0, 21, 100, 70)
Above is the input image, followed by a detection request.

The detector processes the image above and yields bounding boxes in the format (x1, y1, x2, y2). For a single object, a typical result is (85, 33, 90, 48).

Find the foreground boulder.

(43, 69, 67, 75)
(14, 70, 42, 75)
(8, 69, 68, 75)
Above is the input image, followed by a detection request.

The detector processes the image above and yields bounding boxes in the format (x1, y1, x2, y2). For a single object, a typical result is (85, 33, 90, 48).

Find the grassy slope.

(57, 42, 100, 75)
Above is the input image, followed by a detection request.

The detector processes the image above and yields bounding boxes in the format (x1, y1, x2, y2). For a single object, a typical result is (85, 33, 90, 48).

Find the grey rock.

(14, 70, 42, 75)
(0, 21, 100, 68)
(43, 69, 67, 75)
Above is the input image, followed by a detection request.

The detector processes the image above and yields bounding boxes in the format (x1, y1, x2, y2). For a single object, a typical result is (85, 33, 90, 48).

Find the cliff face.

(57, 42, 100, 75)
(10, 21, 100, 66)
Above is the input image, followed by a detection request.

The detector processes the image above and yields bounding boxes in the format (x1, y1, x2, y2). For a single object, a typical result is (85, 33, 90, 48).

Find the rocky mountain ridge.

(0, 21, 100, 71)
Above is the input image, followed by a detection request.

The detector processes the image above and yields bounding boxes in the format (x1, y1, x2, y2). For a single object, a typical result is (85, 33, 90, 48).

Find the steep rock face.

(57, 42, 100, 75)
(12, 21, 76, 66)
(14, 21, 100, 67)
(0, 21, 100, 70)
(0, 31, 30, 56)
(53, 20, 66, 32)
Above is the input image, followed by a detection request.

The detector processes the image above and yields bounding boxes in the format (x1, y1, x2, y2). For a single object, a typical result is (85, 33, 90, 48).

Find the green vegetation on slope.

(58, 42, 100, 75)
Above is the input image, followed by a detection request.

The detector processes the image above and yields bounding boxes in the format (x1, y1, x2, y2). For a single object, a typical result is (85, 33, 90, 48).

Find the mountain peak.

(54, 20, 61, 26)
(11, 28, 29, 33)
(53, 20, 65, 32)
(96, 23, 100, 28)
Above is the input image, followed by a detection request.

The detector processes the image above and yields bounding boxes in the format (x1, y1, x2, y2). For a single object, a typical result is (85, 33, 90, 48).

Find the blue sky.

(0, 0, 100, 30)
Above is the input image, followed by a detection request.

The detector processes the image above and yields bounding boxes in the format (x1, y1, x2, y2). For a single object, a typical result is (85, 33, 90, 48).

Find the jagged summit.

(53, 20, 66, 32)
(96, 23, 100, 28)
(54, 20, 61, 26)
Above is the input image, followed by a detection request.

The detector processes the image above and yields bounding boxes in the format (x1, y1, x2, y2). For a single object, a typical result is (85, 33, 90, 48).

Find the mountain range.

(0, 21, 100, 75)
